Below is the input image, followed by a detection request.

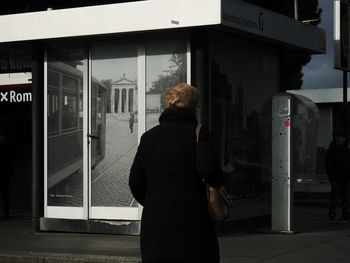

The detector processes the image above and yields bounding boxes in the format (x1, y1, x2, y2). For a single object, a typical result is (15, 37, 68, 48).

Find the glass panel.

(62, 93, 78, 131)
(146, 39, 187, 130)
(91, 43, 138, 207)
(48, 88, 59, 136)
(48, 70, 59, 87)
(79, 80, 83, 129)
(210, 34, 278, 216)
(47, 44, 86, 207)
(48, 70, 60, 136)
(62, 76, 79, 92)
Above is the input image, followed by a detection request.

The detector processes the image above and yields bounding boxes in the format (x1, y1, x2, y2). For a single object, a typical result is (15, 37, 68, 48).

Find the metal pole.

(294, 0, 299, 20)
(32, 44, 44, 233)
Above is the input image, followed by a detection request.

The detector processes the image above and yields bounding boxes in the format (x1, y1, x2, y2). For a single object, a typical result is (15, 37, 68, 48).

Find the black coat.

(129, 108, 222, 263)
(326, 141, 350, 183)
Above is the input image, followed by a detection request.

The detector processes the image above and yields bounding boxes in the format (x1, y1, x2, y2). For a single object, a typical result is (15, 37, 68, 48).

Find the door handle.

(87, 134, 99, 139)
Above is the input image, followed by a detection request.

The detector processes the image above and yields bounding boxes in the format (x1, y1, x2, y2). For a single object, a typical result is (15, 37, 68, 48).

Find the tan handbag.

(196, 124, 234, 221)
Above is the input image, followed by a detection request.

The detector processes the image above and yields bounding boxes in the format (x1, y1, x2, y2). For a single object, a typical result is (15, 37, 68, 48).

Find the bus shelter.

(0, 0, 325, 234)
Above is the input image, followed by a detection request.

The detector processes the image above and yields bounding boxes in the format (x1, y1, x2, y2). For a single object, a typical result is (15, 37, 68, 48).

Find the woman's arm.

(196, 124, 223, 187)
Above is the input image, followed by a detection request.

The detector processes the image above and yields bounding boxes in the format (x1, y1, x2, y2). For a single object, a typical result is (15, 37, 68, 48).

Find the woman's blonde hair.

(164, 83, 200, 110)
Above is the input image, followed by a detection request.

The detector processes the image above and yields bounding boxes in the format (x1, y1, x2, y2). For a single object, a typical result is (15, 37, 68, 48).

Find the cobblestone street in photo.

(48, 113, 161, 208)
(91, 113, 138, 207)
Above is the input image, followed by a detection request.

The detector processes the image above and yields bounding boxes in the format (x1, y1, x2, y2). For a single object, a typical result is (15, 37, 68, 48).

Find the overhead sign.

(0, 83, 32, 104)
(222, 0, 325, 54)
(0, 0, 325, 54)
(0, 90, 32, 103)
(334, 0, 350, 71)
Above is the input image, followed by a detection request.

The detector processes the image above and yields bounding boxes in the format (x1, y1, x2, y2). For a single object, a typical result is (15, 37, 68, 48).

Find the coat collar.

(159, 107, 198, 124)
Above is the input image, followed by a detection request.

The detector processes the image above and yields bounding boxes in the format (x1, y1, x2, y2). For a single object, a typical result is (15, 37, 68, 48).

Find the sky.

(91, 43, 138, 84)
(91, 40, 186, 92)
(302, 0, 344, 89)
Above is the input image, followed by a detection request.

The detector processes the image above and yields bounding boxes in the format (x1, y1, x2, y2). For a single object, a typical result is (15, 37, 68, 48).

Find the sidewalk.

(220, 206, 350, 263)
(1, 206, 350, 263)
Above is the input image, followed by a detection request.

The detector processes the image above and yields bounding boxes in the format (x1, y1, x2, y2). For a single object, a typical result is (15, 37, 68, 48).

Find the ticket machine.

(272, 93, 319, 232)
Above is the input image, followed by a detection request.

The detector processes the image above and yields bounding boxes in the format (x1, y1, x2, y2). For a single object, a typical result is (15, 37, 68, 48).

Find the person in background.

(129, 113, 135, 133)
(326, 129, 350, 223)
(129, 83, 223, 262)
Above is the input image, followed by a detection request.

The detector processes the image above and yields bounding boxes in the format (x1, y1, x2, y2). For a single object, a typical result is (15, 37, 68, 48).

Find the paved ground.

(220, 206, 350, 263)
(1, 206, 350, 262)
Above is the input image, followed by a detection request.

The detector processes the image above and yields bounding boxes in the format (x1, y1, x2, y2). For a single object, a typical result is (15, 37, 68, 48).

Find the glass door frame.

(87, 41, 146, 220)
(44, 46, 89, 219)
(44, 37, 191, 220)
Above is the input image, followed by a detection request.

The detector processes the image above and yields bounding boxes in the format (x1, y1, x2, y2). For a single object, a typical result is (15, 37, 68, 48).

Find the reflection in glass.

(62, 81, 78, 132)
(146, 40, 187, 130)
(210, 35, 278, 212)
(292, 97, 319, 182)
(48, 71, 59, 136)
(91, 43, 138, 207)
(211, 64, 272, 203)
(47, 44, 86, 207)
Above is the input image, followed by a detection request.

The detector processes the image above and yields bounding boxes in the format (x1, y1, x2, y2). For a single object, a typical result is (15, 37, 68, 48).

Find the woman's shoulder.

(139, 125, 163, 143)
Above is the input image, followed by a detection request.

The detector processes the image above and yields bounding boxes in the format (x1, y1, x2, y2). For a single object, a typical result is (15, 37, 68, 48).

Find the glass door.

(45, 43, 88, 219)
(89, 43, 142, 220)
(45, 37, 189, 221)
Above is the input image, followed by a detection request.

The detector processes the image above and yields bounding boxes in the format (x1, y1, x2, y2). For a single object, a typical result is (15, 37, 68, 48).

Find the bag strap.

(195, 123, 202, 143)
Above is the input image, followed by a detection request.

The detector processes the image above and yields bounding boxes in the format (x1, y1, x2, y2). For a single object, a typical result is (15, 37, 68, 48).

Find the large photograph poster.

(46, 40, 188, 210)
(90, 43, 139, 207)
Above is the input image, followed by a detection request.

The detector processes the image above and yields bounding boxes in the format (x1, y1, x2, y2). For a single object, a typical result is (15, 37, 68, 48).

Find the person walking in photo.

(129, 113, 135, 133)
(326, 129, 350, 223)
(129, 83, 223, 262)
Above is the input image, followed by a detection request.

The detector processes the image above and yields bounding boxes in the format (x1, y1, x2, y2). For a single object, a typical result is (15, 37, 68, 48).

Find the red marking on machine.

(284, 119, 291, 127)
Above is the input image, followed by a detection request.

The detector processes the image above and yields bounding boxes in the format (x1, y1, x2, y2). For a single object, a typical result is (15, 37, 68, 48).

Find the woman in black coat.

(129, 83, 223, 263)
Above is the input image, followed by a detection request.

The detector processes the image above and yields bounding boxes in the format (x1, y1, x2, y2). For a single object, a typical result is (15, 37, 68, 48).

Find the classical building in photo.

(110, 74, 137, 114)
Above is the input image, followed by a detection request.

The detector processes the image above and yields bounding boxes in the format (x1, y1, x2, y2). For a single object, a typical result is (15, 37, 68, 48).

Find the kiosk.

(272, 93, 319, 232)
(0, 0, 325, 234)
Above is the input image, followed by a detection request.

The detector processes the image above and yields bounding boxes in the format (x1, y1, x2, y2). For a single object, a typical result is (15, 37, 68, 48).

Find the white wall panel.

(0, 0, 219, 43)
